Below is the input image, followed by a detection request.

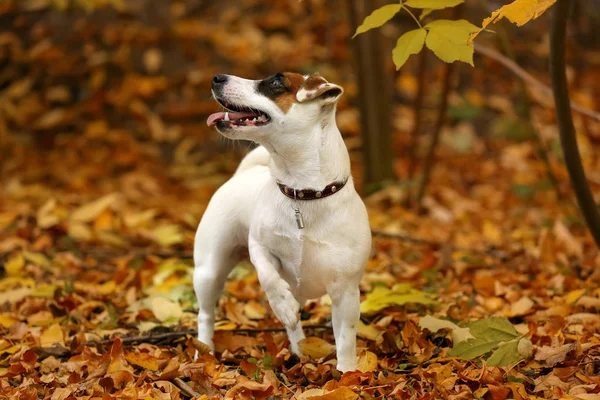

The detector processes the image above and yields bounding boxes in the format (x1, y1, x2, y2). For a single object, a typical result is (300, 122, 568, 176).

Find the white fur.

(194, 74, 371, 372)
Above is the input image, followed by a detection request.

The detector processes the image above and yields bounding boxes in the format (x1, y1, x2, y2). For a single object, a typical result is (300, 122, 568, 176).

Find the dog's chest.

(254, 207, 347, 298)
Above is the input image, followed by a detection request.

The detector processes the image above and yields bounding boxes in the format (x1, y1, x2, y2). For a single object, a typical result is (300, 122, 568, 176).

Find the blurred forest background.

(1, 0, 600, 399)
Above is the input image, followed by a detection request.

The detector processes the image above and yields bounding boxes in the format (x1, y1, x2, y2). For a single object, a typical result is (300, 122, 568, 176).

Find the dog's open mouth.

(207, 99, 270, 128)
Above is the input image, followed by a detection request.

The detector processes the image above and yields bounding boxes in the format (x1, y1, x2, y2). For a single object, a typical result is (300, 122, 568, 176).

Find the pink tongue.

(207, 111, 259, 126)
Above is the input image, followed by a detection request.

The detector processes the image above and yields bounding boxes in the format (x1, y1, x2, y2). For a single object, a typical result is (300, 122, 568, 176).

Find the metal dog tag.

(294, 209, 305, 229)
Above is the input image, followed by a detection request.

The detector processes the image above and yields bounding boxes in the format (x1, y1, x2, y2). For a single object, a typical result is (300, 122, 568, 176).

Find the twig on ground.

(371, 229, 509, 260)
(474, 43, 600, 122)
(173, 377, 202, 399)
(85, 325, 332, 347)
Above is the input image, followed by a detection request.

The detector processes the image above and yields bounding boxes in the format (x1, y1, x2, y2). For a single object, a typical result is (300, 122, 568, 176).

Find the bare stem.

(550, 0, 600, 248)
(403, 6, 423, 28)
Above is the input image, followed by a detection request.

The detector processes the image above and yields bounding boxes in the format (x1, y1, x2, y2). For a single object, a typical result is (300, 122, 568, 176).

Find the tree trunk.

(550, 0, 600, 248)
(347, 0, 395, 193)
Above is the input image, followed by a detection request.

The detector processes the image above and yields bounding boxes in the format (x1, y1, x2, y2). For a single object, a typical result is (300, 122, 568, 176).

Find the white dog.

(194, 72, 371, 372)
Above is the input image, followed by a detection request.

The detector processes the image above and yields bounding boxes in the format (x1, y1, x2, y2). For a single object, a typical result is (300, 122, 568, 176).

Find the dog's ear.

(296, 75, 343, 104)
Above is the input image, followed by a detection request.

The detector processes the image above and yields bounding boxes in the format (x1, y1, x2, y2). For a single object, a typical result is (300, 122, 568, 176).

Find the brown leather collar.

(277, 178, 348, 201)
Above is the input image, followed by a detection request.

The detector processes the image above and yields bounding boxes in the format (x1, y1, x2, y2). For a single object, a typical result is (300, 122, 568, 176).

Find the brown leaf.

(307, 387, 359, 400)
(298, 337, 336, 359)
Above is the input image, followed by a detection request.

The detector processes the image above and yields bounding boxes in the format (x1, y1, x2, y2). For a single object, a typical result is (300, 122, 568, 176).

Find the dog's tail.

(235, 146, 270, 175)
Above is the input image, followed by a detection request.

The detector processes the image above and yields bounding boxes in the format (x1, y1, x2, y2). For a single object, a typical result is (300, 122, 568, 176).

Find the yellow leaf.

(152, 224, 183, 247)
(360, 283, 437, 314)
(357, 351, 378, 372)
(40, 323, 65, 347)
(215, 320, 237, 331)
(67, 221, 93, 241)
(31, 284, 58, 298)
(308, 387, 359, 400)
(243, 301, 267, 320)
(483, 220, 502, 244)
(37, 198, 60, 229)
(470, 0, 557, 42)
(424, 19, 479, 66)
(392, 28, 427, 70)
(0, 277, 35, 291)
(23, 251, 50, 268)
(70, 193, 119, 223)
(5, 253, 25, 276)
(564, 289, 586, 304)
(123, 209, 157, 228)
(124, 352, 160, 371)
(151, 297, 182, 323)
(357, 321, 383, 341)
(405, 0, 463, 10)
(0, 287, 32, 304)
(353, 4, 402, 38)
(0, 314, 17, 328)
(99, 281, 117, 295)
(298, 337, 336, 359)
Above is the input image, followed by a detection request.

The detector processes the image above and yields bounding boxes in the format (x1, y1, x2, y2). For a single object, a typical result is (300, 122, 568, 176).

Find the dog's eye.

(270, 79, 283, 88)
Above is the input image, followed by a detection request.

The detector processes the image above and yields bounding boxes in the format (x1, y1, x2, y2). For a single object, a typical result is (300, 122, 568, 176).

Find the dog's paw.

(269, 289, 300, 329)
(336, 358, 358, 373)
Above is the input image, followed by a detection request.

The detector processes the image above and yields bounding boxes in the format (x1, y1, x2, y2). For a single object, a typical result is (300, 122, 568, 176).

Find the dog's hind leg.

(193, 249, 238, 352)
(330, 285, 360, 372)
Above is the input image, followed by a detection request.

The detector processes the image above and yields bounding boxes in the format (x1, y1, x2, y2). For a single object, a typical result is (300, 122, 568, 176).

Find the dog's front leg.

(330, 285, 360, 372)
(249, 242, 300, 330)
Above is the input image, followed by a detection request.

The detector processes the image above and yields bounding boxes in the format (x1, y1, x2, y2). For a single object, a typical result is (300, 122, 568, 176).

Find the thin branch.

(550, 0, 600, 248)
(403, 6, 423, 28)
(406, 49, 428, 206)
(474, 43, 600, 122)
(173, 377, 202, 399)
(85, 325, 332, 346)
(414, 61, 454, 211)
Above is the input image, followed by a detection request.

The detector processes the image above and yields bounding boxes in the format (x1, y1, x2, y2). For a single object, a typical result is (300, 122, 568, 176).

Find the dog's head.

(207, 72, 343, 141)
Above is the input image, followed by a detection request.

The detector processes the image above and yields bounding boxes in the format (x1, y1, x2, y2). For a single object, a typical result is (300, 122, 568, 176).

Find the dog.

(195, 72, 371, 372)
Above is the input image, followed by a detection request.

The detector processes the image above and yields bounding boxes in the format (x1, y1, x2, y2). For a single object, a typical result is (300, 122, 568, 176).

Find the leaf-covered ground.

(1, 1, 599, 399)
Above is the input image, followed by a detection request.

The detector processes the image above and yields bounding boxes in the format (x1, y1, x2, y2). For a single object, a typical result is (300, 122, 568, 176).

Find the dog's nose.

(212, 74, 228, 85)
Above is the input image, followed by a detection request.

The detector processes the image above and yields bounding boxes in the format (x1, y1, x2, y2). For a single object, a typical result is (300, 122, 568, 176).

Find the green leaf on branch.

(424, 19, 479, 65)
(353, 3, 402, 38)
(404, 0, 463, 10)
(392, 28, 427, 70)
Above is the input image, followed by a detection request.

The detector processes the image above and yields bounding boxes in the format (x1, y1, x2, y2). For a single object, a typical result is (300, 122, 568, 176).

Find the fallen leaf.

(5, 253, 24, 276)
(150, 297, 182, 323)
(40, 324, 64, 347)
(534, 343, 576, 367)
(70, 193, 120, 223)
(356, 350, 378, 372)
(419, 315, 475, 344)
(298, 337, 336, 359)
(360, 283, 437, 314)
(308, 387, 359, 400)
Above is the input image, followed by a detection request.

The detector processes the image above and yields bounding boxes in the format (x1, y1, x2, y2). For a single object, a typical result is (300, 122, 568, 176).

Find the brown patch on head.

(256, 72, 306, 113)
